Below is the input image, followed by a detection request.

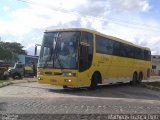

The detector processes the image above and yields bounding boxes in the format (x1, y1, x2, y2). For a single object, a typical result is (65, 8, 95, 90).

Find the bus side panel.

(94, 53, 112, 83)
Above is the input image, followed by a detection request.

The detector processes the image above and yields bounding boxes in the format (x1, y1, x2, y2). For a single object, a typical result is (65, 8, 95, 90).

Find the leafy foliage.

(0, 41, 27, 62)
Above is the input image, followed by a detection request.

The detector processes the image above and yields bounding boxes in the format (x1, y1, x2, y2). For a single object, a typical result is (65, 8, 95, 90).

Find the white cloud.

(1, 0, 152, 36)
(24, 43, 35, 50)
(108, 0, 151, 13)
(141, 0, 151, 12)
(24, 43, 36, 55)
(2, 6, 10, 12)
(1, 0, 160, 55)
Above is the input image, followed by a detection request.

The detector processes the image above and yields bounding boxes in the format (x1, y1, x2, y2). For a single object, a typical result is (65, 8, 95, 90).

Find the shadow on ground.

(47, 83, 160, 100)
(12, 82, 160, 100)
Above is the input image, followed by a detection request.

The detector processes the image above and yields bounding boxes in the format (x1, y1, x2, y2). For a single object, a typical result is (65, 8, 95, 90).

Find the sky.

(0, 0, 160, 55)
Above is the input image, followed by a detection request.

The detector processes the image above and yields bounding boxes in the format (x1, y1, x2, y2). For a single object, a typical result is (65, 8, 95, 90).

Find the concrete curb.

(142, 79, 160, 83)
(0, 79, 38, 88)
(142, 83, 160, 91)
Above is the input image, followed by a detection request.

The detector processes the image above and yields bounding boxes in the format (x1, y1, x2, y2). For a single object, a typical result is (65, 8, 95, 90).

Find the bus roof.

(46, 28, 150, 51)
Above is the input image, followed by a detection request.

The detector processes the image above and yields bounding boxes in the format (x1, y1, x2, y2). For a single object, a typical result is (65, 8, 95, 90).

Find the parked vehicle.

(0, 67, 9, 80)
(8, 62, 35, 79)
(36, 28, 151, 89)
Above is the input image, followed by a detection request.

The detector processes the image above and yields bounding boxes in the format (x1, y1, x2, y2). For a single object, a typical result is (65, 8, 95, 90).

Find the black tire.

(63, 85, 68, 89)
(137, 72, 143, 84)
(3, 75, 8, 80)
(130, 73, 137, 85)
(12, 73, 21, 80)
(90, 73, 99, 90)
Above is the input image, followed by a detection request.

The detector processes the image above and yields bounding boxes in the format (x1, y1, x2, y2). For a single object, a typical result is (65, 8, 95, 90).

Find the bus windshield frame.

(38, 31, 80, 69)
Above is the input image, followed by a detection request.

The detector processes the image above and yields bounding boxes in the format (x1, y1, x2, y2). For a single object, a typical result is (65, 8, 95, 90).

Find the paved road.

(0, 81, 160, 115)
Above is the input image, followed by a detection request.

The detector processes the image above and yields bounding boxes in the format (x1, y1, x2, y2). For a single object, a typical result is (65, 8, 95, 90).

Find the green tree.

(0, 41, 27, 62)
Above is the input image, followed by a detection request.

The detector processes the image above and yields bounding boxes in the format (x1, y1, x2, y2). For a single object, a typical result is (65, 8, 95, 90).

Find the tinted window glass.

(120, 44, 127, 57)
(96, 35, 113, 54)
(113, 41, 120, 55)
(140, 49, 145, 60)
(128, 46, 134, 58)
(79, 32, 93, 72)
(134, 48, 140, 59)
(96, 35, 106, 54)
(96, 35, 150, 61)
(144, 50, 151, 61)
(87, 32, 93, 65)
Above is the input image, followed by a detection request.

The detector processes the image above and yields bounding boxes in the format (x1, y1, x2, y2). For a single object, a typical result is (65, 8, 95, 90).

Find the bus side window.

(96, 35, 114, 55)
(79, 32, 93, 72)
(105, 39, 113, 54)
(120, 44, 127, 57)
(113, 42, 120, 56)
(144, 50, 151, 61)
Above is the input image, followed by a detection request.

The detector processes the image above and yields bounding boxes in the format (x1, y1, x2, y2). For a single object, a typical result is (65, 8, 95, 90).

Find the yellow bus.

(37, 28, 151, 89)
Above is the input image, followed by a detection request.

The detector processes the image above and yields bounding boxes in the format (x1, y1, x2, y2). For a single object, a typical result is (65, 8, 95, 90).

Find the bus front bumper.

(37, 75, 80, 86)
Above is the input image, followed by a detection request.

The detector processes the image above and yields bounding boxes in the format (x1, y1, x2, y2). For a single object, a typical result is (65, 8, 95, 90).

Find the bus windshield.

(38, 31, 80, 69)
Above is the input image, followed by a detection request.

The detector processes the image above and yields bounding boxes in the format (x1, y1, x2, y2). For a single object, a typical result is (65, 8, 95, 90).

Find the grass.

(0, 78, 37, 87)
(0, 80, 10, 84)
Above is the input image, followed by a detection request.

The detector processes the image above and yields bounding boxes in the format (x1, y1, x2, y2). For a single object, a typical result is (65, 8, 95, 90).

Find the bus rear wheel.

(137, 72, 143, 84)
(130, 72, 137, 85)
(90, 73, 99, 90)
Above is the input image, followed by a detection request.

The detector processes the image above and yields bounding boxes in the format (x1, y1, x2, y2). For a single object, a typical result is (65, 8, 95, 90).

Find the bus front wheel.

(90, 73, 99, 90)
(63, 85, 68, 89)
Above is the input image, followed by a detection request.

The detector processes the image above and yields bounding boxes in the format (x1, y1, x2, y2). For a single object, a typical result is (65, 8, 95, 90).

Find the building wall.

(17, 55, 25, 64)
(151, 55, 160, 75)
(17, 55, 38, 65)
(25, 56, 38, 65)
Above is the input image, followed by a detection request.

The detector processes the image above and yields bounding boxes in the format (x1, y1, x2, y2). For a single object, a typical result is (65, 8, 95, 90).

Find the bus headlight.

(62, 72, 76, 77)
(64, 79, 72, 82)
(38, 77, 43, 80)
